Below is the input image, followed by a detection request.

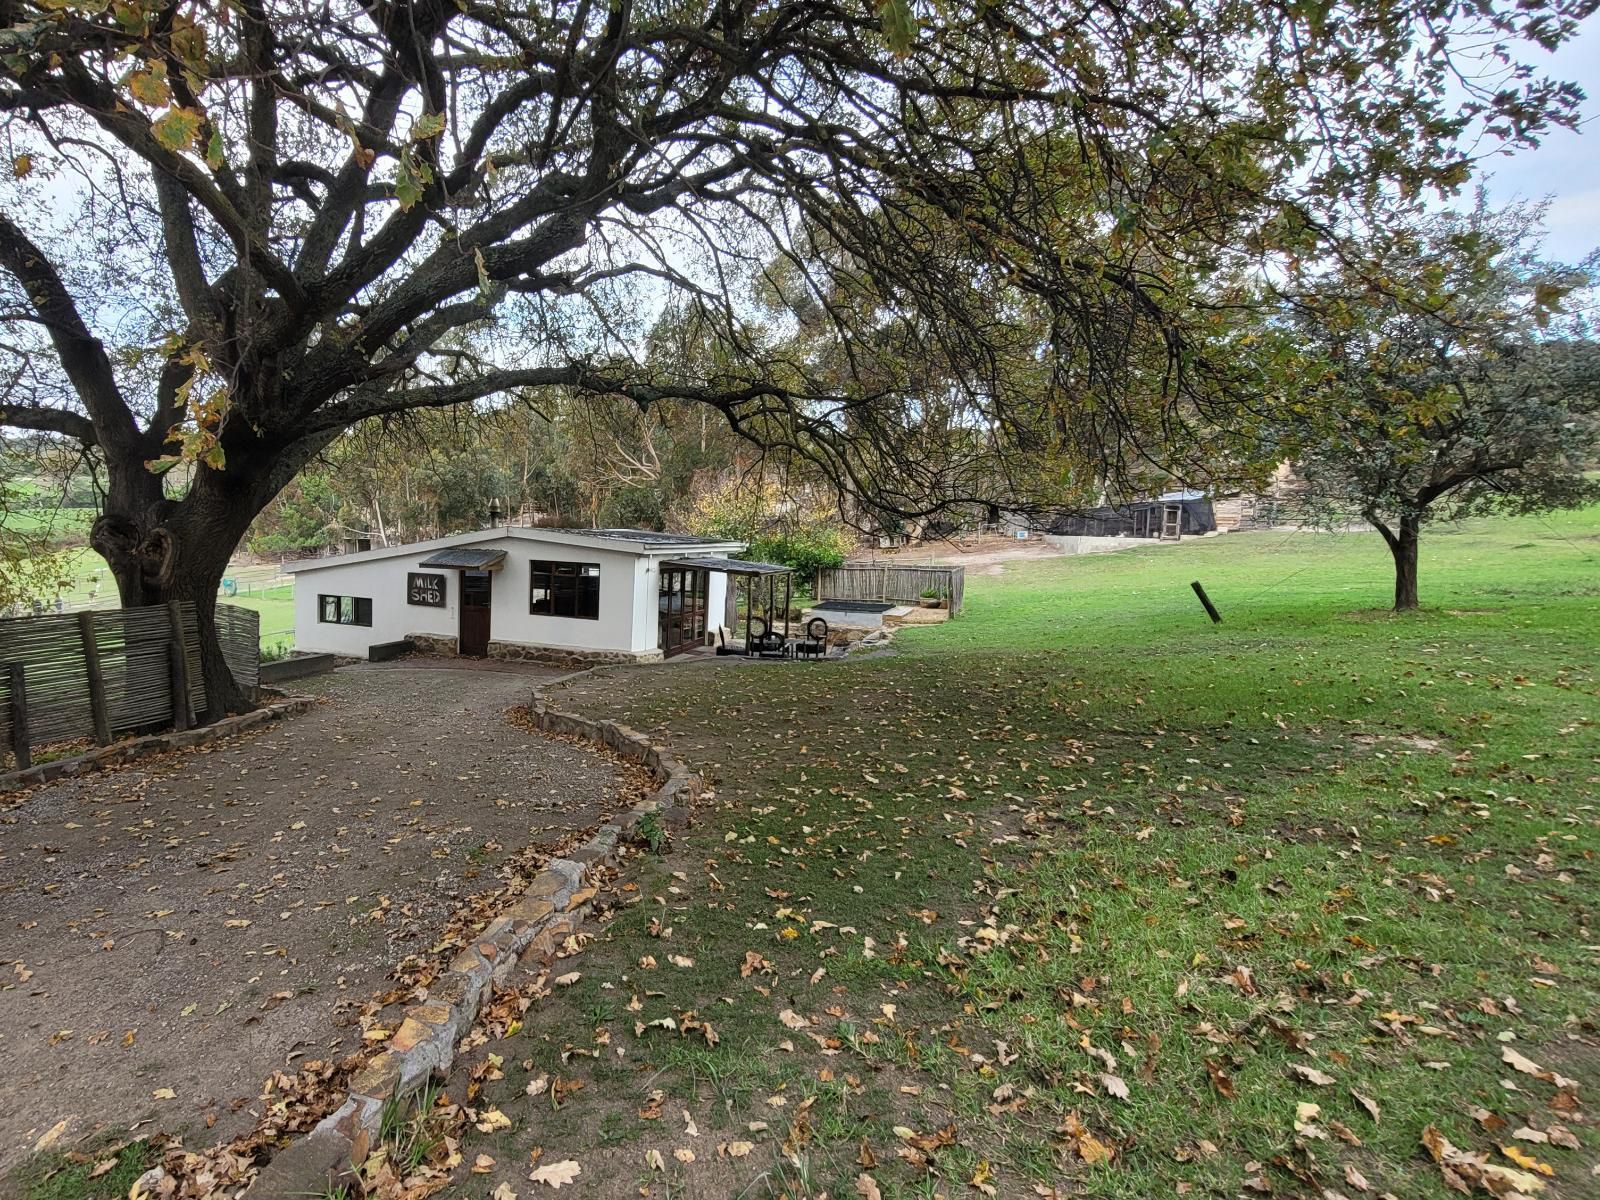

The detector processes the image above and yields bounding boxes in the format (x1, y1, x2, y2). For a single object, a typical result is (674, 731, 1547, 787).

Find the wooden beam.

(7, 661, 30, 769)
(167, 601, 193, 730)
(78, 610, 112, 745)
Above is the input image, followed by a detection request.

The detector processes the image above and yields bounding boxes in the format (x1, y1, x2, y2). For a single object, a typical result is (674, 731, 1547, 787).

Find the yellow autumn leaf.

(127, 63, 171, 106)
(1501, 1145, 1555, 1177)
(152, 107, 204, 152)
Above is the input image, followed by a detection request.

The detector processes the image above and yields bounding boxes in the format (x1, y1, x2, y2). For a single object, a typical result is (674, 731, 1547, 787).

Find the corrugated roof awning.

(665, 556, 791, 576)
(416, 548, 508, 569)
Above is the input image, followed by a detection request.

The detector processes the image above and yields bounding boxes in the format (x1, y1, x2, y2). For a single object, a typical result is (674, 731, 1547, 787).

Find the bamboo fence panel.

(0, 602, 260, 762)
(219, 606, 260, 695)
(815, 564, 965, 615)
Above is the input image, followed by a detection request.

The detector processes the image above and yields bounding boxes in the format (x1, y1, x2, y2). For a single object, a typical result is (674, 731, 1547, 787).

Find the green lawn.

(224, 583, 296, 653)
(438, 512, 1599, 1200)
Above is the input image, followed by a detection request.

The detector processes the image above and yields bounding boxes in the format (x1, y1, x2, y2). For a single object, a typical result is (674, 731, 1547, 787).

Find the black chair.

(747, 616, 788, 658)
(794, 616, 829, 659)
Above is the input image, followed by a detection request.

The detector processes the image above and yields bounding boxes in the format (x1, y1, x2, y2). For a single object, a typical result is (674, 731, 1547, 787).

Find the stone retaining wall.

(489, 640, 663, 670)
(0, 696, 317, 794)
(402, 632, 664, 670)
(240, 674, 701, 1199)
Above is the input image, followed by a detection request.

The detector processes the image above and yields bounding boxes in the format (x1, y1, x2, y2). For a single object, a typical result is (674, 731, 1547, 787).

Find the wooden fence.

(816, 564, 965, 615)
(0, 603, 259, 768)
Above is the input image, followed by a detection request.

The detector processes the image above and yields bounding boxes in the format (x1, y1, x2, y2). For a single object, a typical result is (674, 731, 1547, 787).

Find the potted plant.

(919, 587, 944, 609)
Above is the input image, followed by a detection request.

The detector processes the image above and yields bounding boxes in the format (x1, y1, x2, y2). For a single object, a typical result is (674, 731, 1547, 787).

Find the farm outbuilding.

(1044, 490, 1217, 539)
(287, 527, 751, 667)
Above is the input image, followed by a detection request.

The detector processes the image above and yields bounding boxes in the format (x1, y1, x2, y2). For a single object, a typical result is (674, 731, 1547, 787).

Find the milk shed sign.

(407, 571, 447, 607)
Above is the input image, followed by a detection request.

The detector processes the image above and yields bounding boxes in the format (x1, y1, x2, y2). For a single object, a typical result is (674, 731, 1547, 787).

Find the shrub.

(261, 639, 293, 663)
(685, 480, 848, 586)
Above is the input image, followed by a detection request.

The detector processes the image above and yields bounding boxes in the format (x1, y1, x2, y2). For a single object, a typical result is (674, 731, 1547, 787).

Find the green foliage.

(686, 479, 849, 585)
(635, 810, 669, 853)
(260, 638, 293, 663)
(744, 527, 848, 588)
(876, 0, 918, 54)
(597, 482, 665, 531)
(0, 481, 73, 609)
(379, 1080, 449, 1174)
(246, 472, 340, 553)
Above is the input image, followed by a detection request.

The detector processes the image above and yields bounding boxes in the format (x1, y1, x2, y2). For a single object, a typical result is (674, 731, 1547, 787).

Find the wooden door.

(460, 570, 492, 656)
(1161, 504, 1183, 540)
(658, 568, 707, 657)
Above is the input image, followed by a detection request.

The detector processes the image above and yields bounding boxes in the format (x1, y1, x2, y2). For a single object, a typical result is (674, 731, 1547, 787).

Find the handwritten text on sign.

(407, 572, 447, 607)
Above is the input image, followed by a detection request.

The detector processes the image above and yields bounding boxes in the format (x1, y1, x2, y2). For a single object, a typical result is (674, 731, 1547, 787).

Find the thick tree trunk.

(1390, 515, 1420, 611)
(91, 461, 274, 721)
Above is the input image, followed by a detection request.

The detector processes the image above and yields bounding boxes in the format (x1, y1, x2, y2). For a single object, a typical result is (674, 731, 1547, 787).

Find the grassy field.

(437, 512, 1598, 1200)
(0, 505, 94, 539)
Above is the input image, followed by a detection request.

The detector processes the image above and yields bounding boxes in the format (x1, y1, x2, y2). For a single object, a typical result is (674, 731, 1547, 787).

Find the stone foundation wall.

(402, 632, 662, 670)
(488, 640, 662, 669)
(404, 632, 458, 657)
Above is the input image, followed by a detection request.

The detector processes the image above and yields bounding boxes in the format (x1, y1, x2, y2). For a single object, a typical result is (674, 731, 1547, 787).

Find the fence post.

(7, 661, 30, 769)
(77, 610, 112, 745)
(166, 600, 193, 731)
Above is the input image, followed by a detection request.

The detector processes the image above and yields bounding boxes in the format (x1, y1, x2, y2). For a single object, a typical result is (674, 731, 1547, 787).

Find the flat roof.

(665, 556, 792, 576)
(286, 527, 746, 574)
(584, 528, 731, 547)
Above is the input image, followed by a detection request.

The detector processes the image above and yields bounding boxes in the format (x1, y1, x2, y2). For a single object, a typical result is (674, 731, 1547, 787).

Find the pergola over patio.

(664, 556, 793, 652)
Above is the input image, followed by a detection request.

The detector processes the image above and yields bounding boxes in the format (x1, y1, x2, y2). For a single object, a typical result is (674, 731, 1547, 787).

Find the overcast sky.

(1473, 12, 1600, 263)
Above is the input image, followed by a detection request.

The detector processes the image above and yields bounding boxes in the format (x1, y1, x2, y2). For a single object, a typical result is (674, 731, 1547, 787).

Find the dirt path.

(0, 661, 631, 1173)
(852, 532, 1071, 570)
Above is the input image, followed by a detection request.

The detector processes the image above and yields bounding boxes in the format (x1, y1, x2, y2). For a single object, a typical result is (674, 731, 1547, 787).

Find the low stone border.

(527, 683, 702, 834)
(0, 695, 317, 794)
(241, 673, 701, 1199)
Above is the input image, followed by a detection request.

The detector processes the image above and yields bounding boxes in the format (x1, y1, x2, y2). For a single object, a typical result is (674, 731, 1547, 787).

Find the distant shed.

(1045, 491, 1216, 539)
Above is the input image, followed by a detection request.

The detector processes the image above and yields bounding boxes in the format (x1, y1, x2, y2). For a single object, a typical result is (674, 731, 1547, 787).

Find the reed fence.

(816, 564, 965, 615)
(0, 602, 259, 768)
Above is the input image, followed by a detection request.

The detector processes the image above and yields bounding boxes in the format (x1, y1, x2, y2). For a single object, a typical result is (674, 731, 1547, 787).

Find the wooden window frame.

(529, 560, 600, 620)
(318, 594, 373, 626)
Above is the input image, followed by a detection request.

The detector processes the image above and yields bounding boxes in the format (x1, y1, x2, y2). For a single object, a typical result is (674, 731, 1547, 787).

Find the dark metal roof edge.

(415, 548, 509, 569)
(663, 556, 792, 575)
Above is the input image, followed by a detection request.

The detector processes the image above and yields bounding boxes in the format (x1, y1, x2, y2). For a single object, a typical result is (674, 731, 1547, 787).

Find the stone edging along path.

(0, 695, 318, 795)
(242, 672, 701, 1199)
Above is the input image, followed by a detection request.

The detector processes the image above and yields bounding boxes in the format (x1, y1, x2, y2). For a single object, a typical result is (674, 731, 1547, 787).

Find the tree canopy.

(1269, 198, 1600, 609)
(0, 0, 1591, 705)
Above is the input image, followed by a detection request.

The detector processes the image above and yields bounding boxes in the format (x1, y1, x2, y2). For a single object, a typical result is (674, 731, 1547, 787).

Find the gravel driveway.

(0, 661, 630, 1173)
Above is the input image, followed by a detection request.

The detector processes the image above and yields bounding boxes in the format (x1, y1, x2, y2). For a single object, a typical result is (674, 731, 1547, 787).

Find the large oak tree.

(0, 0, 1589, 710)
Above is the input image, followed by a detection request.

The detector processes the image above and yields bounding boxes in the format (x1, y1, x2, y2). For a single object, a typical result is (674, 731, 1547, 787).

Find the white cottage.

(287, 527, 749, 667)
